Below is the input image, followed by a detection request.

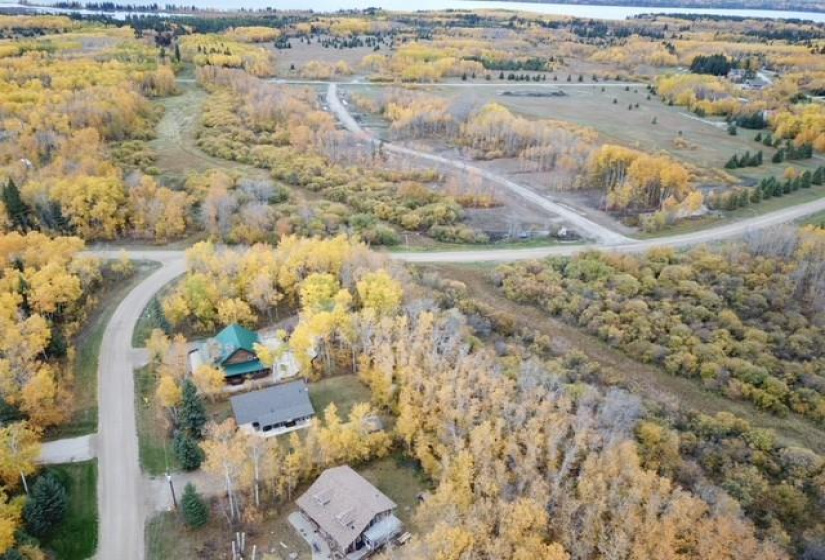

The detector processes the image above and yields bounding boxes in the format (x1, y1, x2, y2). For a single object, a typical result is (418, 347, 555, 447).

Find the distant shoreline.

(2, 0, 825, 20)
(473, 0, 825, 16)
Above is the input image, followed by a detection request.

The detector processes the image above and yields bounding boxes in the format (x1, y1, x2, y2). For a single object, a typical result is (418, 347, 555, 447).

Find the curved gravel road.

(325, 83, 632, 246)
(95, 254, 185, 560)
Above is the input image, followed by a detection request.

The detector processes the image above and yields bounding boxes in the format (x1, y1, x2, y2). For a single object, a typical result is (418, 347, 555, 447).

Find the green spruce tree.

(23, 473, 68, 538)
(178, 379, 206, 439)
(173, 431, 204, 471)
(181, 483, 209, 528)
(2, 179, 31, 231)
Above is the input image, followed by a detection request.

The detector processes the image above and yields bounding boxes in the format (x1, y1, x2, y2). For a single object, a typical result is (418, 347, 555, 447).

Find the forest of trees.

(497, 228, 825, 423)
(148, 236, 809, 558)
(0, 22, 187, 242)
(194, 68, 486, 244)
(0, 232, 114, 556)
(690, 53, 736, 76)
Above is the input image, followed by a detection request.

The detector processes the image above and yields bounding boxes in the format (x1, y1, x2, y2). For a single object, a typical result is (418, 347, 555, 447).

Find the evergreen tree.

(178, 379, 206, 439)
(174, 43, 181, 62)
(724, 155, 739, 169)
(772, 150, 784, 164)
(181, 483, 209, 529)
(750, 186, 763, 203)
(813, 166, 825, 185)
(762, 133, 773, 147)
(2, 179, 31, 231)
(754, 132, 762, 142)
(148, 297, 171, 334)
(689, 53, 733, 76)
(173, 431, 204, 471)
(727, 124, 737, 136)
(23, 473, 68, 538)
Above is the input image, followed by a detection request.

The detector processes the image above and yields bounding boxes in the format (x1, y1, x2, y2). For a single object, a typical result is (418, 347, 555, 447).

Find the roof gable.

(214, 324, 261, 365)
(296, 466, 396, 551)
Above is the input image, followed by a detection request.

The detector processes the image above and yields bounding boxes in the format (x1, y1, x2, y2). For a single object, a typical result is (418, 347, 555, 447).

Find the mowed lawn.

(308, 374, 372, 419)
(136, 366, 179, 476)
(42, 461, 98, 560)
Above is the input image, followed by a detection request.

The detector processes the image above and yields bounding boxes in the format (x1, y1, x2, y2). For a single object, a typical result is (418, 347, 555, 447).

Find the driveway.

(38, 434, 96, 464)
(288, 511, 332, 560)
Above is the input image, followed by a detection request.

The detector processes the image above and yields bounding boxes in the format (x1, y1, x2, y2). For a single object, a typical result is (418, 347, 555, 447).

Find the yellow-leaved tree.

(356, 270, 403, 315)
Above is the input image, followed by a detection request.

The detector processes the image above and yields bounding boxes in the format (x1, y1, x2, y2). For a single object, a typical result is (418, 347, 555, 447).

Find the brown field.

(269, 38, 376, 77)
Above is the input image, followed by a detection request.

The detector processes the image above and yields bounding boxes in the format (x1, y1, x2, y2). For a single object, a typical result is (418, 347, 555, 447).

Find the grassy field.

(48, 261, 160, 440)
(136, 366, 179, 476)
(343, 82, 820, 192)
(308, 374, 373, 420)
(42, 461, 98, 560)
(150, 86, 268, 187)
(386, 236, 573, 253)
(425, 84, 813, 177)
(802, 209, 825, 227)
(358, 453, 430, 532)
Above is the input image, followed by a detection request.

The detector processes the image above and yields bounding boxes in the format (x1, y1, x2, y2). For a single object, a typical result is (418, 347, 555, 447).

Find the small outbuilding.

(230, 379, 315, 437)
(296, 465, 402, 559)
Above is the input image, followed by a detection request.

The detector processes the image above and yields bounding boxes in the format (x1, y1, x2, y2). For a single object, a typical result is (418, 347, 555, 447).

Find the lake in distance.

(1, 0, 824, 22)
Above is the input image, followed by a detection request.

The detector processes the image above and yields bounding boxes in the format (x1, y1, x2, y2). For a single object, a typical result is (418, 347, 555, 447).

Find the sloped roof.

(296, 466, 396, 552)
(230, 380, 315, 426)
(214, 324, 260, 364)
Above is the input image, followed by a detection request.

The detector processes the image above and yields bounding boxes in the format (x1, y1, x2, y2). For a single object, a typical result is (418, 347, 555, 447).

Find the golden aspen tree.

(0, 422, 40, 493)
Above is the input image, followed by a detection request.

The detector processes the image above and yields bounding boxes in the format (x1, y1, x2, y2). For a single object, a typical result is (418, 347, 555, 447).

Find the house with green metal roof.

(188, 323, 270, 383)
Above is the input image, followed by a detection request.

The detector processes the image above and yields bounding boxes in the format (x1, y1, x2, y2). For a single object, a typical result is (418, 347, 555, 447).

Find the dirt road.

(95, 253, 185, 560)
(325, 83, 632, 246)
(394, 193, 825, 262)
